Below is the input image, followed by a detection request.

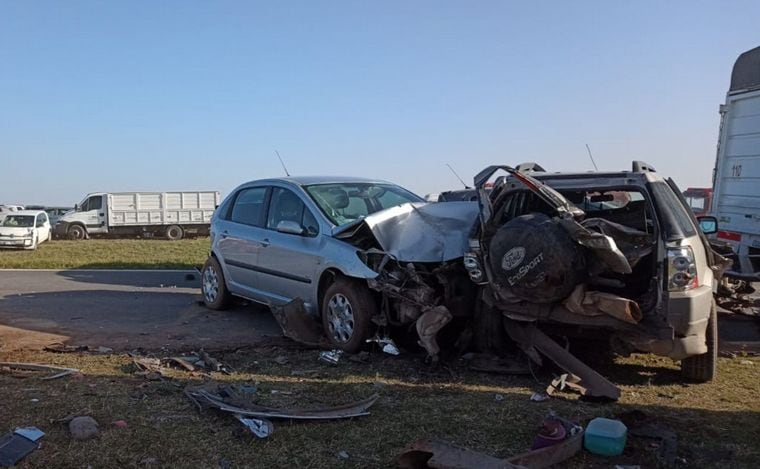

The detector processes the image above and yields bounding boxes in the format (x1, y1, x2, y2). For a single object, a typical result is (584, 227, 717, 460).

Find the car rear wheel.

(681, 299, 718, 382)
(202, 256, 231, 310)
(321, 277, 376, 353)
(68, 225, 86, 240)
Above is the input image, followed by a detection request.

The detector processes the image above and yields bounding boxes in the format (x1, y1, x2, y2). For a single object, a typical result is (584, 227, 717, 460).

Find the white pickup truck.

(711, 46, 760, 276)
(54, 191, 220, 240)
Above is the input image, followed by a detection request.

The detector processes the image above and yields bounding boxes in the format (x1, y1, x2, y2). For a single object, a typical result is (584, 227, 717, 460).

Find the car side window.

(36, 215, 44, 227)
(230, 187, 267, 227)
(88, 196, 102, 211)
(267, 188, 319, 236)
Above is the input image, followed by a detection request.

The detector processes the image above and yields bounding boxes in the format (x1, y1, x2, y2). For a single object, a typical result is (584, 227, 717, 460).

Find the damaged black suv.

(464, 162, 724, 383)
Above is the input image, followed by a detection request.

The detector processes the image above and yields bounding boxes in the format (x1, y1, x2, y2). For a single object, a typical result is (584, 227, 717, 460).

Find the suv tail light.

(667, 247, 698, 291)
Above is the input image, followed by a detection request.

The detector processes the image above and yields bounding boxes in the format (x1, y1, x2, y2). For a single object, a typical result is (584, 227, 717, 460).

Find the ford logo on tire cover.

(501, 246, 525, 271)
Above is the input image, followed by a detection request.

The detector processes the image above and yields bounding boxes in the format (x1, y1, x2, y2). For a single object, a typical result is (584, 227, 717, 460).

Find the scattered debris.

(504, 322, 621, 401)
(234, 415, 273, 439)
(546, 373, 588, 397)
(740, 360, 755, 365)
(530, 392, 550, 402)
(94, 346, 113, 354)
(319, 349, 343, 365)
(366, 335, 401, 355)
(69, 416, 99, 441)
(44, 343, 89, 353)
(494, 393, 504, 402)
(397, 413, 583, 469)
(111, 420, 128, 429)
(270, 298, 327, 346)
(0, 427, 44, 467)
(337, 450, 350, 460)
(185, 382, 379, 421)
(715, 280, 760, 317)
(0, 362, 79, 380)
(273, 355, 289, 365)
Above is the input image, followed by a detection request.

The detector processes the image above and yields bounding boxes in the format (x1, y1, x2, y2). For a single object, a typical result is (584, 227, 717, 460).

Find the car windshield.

(2, 215, 34, 227)
(305, 182, 423, 226)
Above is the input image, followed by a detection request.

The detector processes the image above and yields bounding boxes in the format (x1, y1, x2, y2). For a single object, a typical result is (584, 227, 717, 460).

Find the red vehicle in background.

(683, 188, 713, 217)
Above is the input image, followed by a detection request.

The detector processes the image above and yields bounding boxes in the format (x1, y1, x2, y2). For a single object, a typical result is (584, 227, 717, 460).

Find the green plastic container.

(583, 417, 627, 456)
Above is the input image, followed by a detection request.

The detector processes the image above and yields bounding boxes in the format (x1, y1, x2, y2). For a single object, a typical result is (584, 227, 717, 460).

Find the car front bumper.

(0, 237, 33, 248)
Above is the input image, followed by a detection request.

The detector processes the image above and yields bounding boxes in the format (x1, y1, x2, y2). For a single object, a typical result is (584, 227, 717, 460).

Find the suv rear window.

(649, 181, 697, 240)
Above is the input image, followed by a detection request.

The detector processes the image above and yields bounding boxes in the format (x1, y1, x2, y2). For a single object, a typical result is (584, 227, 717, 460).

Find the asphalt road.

(0, 269, 281, 352)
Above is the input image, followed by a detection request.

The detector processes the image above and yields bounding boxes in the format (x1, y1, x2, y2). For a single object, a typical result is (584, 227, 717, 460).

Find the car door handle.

(220, 230, 229, 239)
(99, 213, 104, 216)
(261, 238, 270, 247)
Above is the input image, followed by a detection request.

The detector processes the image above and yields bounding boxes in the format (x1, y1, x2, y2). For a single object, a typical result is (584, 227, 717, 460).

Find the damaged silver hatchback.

(464, 162, 726, 382)
(201, 176, 478, 355)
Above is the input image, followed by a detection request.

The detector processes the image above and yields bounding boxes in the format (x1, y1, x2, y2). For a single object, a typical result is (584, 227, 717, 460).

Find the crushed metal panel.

(270, 298, 327, 346)
(563, 284, 642, 324)
(504, 322, 621, 401)
(351, 202, 479, 262)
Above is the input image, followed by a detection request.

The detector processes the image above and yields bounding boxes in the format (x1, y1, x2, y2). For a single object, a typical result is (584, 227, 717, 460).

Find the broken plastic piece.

(270, 298, 327, 346)
(235, 414, 273, 439)
(530, 392, 550, 402)
(319, 349, 343, 365)
(366, 336, 400, 355)
(0, 430, 41, 467)
(13, 427, 44, 442)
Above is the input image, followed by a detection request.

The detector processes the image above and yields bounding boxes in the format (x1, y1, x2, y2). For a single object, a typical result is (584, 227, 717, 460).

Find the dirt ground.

(0, 342, 758, 469)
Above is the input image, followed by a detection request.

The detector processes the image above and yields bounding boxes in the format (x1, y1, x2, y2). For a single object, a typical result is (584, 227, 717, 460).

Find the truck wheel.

(201, 256, 231, 310)
(321, 277, 376, 353)
(166, 225, 183, 241)
(681, 300, 718, 382)
(68, 225, 87, 240)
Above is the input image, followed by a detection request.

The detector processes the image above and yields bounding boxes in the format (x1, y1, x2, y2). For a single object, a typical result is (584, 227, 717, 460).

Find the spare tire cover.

(488, 213, 585, 303)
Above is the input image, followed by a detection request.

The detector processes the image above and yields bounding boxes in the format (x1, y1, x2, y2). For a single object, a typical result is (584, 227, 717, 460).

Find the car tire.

(166, 225, 184, 241)
(321, 277, 376, 353)
(68, 225, 87, 240)
(681, 299, 718, 382)
(201, 256, 232, 310)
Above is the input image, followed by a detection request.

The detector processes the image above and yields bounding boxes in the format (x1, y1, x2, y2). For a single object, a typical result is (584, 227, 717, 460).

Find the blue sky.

(1, 1, 759, 205)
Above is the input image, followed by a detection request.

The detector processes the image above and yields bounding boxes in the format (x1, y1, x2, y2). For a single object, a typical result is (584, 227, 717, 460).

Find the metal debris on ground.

(43, 343, 89, 353)
(366, 335, 400, 355)
(504, 321, 621, 401)
(397, 413, 583, 469)
(319, 349, 343, 365)
(0, 427, 45, 467)
(185, 382, 379, 421)
(716, 280, 760, 317)
(0, 362, 79, 380)
(270, 298, 328, 346)
(234, 415, 273, 439)
(546, 373, 588, 397)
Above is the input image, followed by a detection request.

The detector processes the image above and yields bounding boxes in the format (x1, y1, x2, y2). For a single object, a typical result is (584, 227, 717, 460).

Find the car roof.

(249, 176, 393, 186)
(7, 210, 46, 216)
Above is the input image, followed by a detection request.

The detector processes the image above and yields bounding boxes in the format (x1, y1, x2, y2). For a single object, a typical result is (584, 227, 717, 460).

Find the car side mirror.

(276, 220, 305, 236)
(698, 216, 718, 234)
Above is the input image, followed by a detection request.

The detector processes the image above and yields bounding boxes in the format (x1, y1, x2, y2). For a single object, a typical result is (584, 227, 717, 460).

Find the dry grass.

(1, 345, 758, 468)
(0, 238, 209, 270)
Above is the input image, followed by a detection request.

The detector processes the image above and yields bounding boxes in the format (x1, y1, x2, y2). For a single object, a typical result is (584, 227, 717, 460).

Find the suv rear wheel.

(321, 277, 376, 353)
(202, 256, 231, 310)
(681, 300, 718, 382)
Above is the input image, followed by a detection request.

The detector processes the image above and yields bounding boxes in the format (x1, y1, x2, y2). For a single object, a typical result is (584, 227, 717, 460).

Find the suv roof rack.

(632, 161, 656, 173)
(515, 162, 546, 173)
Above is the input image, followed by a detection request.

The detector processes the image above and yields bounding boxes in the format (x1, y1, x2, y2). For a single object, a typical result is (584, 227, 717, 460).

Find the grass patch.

(0, 238, 210, 269)
(0, 346, 758, 468)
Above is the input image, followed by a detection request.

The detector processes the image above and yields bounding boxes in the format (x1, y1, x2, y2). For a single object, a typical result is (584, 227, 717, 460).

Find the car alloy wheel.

(203, 265, 220, 304)
(326, 293, 355, 344)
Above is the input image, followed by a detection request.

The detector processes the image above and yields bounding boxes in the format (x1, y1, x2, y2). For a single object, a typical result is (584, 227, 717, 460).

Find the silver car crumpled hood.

(334, 202, 480, 262)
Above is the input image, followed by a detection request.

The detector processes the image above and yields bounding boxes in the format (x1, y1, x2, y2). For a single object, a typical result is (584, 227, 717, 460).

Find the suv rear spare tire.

(680, 300, 718, 382)
(488, 213, 586, 303)
(321, 277, 376, 353)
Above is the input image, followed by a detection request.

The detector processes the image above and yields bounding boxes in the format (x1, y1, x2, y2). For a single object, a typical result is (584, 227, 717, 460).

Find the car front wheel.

(321, 277, 376, 353)
(681, 299, 718, 382)
(202, 256, 231, 310)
